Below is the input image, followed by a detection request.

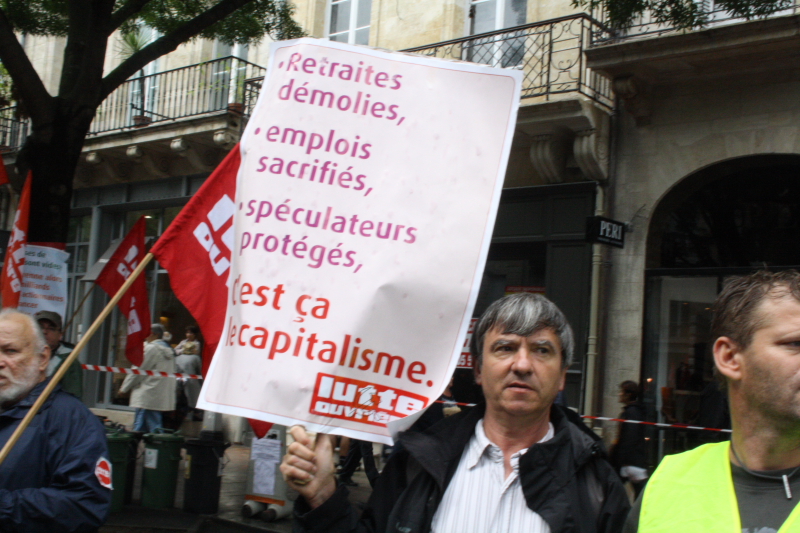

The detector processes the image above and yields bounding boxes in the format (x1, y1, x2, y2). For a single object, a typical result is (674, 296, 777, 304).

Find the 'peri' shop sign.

(197, 38, 522, 444)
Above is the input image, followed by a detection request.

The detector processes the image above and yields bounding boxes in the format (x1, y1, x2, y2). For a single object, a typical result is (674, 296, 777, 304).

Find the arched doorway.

(641, 154, 800, 462)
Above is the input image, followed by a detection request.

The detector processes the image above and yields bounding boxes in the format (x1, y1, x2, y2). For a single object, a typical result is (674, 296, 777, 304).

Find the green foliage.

(0, 62, 12, 107)
(0, 0, 69, 36)
(576, 0, 794, 29)
(134, 0, 305, 44)
(118, 26, 156, 60)
(2, 0, 305, 42)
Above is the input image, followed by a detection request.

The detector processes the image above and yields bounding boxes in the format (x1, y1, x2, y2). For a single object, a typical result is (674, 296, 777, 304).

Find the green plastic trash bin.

(105, 430, 132, 513)
(141, 429, 184, 509)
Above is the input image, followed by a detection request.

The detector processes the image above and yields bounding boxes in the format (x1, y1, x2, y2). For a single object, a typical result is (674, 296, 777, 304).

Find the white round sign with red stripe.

(95, 457, 112, 489)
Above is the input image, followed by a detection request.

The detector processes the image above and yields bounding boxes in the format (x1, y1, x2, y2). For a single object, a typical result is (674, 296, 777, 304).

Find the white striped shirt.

(430, 419, 554, 533)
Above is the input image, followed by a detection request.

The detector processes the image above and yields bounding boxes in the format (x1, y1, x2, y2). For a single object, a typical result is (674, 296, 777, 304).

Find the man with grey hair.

(281, 293, 629, 532)
(120, 323, 176, 432)
(0, 309, 111, 531)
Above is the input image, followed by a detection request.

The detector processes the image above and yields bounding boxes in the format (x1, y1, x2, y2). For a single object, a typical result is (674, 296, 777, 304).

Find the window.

(65, 215, 92, 341)
(210, 41, 251, 109)
(328, 0, 372, 45)
(466, 0, 527, 68)
(126, 25, 161, 123)
(96, 207, 195, 408)
(469, 0, 527, 35)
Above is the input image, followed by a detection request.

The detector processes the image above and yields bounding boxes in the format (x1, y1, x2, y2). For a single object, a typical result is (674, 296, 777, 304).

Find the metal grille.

(1, 56, 266, 152)
(90, 56, 266, 134)
(403, 14, 613, 108)
(241, 77, 264, 132)
(0, 107, 28, 153)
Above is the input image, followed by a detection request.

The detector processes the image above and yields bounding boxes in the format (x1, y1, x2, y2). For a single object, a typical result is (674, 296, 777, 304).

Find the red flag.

(1, 173, 31, 307)
(0, 158, 9, 186)
(95, 217, 151, 366)
(150, 145, 240, 376)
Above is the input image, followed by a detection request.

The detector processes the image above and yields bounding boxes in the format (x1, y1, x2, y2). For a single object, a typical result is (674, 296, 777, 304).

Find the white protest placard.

(197, 38, 521, 444)
(17, 245, 70, 319)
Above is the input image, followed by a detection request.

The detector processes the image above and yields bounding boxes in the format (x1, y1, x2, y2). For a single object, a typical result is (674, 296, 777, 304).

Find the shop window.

(654, 165, 800, 269)
(474, 241, 547, 316)
(102, 208, 196, 408)
(328, 0, 371, 45)
(643, 156, 800, 463)
(65, 215, 92, 341)
(642, 276, 728, 462)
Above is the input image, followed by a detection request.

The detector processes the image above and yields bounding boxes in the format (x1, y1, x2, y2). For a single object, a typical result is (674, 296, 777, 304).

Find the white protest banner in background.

(197, 38, 521, 444)
(17, 245, 70, 319)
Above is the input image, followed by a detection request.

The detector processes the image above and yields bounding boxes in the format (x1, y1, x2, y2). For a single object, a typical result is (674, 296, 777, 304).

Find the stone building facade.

(2, 0, 798, 457)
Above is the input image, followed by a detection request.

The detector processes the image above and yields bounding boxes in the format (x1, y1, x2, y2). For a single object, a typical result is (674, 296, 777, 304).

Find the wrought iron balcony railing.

(402, 14, 614, 108)
(593, 2, 800, 43)
(91, 56, 265, 134)
(0, 56, 266, 153)
(239, 14, 615, 123)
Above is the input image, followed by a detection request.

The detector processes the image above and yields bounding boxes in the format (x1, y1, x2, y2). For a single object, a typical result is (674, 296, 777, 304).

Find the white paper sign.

(251, 437, 282, 496)
(17, 245, 70, 319)
(144, 448, 158, 469)
(198, 38, 521, 444)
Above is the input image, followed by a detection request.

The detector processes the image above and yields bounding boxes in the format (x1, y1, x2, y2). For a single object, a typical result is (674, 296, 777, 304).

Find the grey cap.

(34, 310, 63, 330)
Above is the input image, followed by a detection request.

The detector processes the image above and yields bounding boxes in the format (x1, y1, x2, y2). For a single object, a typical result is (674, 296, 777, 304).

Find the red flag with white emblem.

(95, 216, 151, 366)
(0, 173, 31, 307)
(150, 145, 240, 376)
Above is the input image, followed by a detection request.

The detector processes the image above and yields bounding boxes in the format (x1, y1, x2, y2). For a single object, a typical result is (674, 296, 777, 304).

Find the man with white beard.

(0, 309, 111, 532)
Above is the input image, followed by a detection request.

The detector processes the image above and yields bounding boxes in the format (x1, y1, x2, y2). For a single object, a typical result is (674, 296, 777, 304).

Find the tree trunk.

(19, 98, 95, 244)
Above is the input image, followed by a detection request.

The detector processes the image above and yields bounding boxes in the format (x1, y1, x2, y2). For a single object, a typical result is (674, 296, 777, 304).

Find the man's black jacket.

(294, 404, 630, 533)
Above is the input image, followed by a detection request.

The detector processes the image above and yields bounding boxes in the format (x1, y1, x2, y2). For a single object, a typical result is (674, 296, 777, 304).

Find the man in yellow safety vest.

(626, 270, 800, 532)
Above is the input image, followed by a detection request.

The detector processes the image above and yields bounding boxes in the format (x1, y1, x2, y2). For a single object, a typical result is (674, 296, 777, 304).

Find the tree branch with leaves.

(575, 0, 794, 29)
(0, 0, 305, 242)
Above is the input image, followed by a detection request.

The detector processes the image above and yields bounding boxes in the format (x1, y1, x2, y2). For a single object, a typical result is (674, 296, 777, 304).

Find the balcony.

(403, 14, 614, 109)
(586, 5, 800, 126)
(593, 2, 800, 44)
(238, 13, 615, 124)
(0, 56, 265, 153)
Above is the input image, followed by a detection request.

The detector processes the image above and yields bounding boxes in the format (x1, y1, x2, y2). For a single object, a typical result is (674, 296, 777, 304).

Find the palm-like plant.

(118, 27, 155, 123)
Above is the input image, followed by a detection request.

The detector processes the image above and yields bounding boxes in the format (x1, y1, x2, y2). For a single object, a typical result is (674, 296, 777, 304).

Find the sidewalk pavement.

(100, 439, 374, 533)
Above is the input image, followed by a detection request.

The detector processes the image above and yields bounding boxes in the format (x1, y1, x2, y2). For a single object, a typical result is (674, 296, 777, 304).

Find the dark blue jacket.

(0, 379, 111, 532)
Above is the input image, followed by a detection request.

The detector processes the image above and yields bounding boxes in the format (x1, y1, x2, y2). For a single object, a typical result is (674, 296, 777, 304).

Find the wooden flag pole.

(63, 283, 96, 333)
(0, 252, 155, 467)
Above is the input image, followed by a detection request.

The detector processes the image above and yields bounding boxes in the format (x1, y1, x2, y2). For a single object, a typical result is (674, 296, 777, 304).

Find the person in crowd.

(626, 270, 800, 532)
(175, 325, 201, 357)
(120, 323, 176, 433)
(336, 438, 379, 488)
(609, 380, 648, 499)
(34, 310, 83, 399)
(174, 326, 203, 424)
(0, 309, 111, 531)
(411, 374, 460, 435)
(281, 292, 630, 532)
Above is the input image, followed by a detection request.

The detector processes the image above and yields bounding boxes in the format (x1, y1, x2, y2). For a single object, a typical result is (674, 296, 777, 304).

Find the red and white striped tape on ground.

(435, 400, 732, 434)
(81, 364, 202, 380)
(79, 367, 730, 434)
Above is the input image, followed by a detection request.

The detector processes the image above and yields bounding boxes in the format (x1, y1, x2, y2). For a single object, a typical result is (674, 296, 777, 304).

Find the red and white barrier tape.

(581, 415, 732, 433)
(435, 400, 732, 433)
(81, 364, 202, 380)
(79, 368, 729, 434)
